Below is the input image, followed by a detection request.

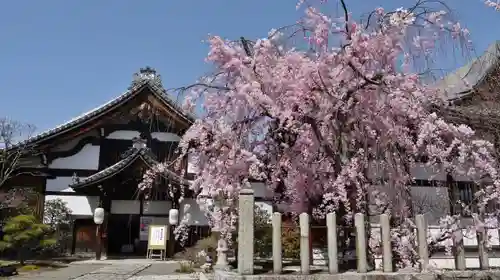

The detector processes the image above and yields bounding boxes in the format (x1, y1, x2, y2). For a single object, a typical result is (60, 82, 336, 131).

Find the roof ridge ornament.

(132, 137, 148, 150)
(130, 66, 163, 89)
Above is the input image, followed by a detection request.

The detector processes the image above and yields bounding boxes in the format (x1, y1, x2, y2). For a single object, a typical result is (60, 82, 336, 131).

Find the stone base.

(214, 269, 500, 280)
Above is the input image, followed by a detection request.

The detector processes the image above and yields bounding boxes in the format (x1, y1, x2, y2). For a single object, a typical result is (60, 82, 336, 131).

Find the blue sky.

(0, 0, 499, 133)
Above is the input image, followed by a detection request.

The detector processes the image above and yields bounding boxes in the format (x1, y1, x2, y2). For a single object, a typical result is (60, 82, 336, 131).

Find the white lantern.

(169, 209, 179, 225)
(94, 207, 105, 225)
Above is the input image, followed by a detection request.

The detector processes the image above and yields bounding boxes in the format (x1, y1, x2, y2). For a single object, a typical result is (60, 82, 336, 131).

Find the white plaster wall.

(151, 132, 181, 142)
(110, 200, 141, 214)
(49, 144, 100, 170)
(142, 200, 172, 215)
(44, 195, 99, 218)
(106, 130, 140, 140)
(180, 198, 209, 226)
(46, 176, 80, 192)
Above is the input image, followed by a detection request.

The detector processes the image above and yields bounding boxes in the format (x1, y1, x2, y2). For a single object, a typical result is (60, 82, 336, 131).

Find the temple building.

(6, 40, 500, 266)
(4, 67, 273, 257)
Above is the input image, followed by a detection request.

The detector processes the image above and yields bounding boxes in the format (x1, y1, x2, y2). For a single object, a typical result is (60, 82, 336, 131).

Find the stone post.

(453, 229, 466, 270)
(237, 188, 254, 275)
(214, 238, 230, 270)
(272, 212, 282, 274)
(354, 213, 368, 273)
(415, 214, 429, 271)
(326, 212, 338, 274)
(299, 213, 310, 275)
(477, 226, 490, 270)
(380, 214, 392, 272)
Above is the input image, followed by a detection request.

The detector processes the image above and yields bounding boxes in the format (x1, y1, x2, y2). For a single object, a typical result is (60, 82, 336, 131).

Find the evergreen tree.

(0, 215, 55, 265)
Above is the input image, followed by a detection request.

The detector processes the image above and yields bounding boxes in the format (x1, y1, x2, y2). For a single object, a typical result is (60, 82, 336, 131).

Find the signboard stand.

(146, 225, 169, 260)
(147, 248, 166, 260)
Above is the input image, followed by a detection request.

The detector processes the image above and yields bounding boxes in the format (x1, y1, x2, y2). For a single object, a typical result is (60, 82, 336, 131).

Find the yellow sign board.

(147, 225, 169, 250)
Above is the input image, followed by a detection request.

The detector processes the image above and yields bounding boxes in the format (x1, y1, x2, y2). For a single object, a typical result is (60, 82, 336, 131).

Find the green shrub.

(175, 261, 195, 273)
(282, 225, 300, 259)
(253, 206, 273, 258)
(0, 215, 56, 265)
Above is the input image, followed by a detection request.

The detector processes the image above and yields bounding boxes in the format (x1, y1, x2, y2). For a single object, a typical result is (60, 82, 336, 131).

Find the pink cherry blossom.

(485, 0, 500, 11)
(142, 0, 499, 267)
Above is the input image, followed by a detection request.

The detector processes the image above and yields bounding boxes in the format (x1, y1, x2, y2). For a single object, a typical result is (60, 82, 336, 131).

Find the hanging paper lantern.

(94, 207, 105, 225)
(169, 209, 179, 225)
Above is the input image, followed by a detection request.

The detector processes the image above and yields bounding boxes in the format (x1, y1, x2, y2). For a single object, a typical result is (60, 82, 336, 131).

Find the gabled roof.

(70, 146, 188, 189)
(435, 41, 500, 101)
(13, 67, 196, 149)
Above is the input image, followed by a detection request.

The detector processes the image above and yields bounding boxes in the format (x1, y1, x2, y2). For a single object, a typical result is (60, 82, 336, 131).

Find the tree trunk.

(18, 249, 24, 266)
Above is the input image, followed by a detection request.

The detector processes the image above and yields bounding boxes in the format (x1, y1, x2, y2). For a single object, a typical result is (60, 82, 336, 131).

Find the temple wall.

(49, 144, 100, 170)
(47, 130, 100, 170)
(44, 195, 99, 219)
(50, 130, 99, 152)
(142, 200, 172, 215)
(110, 200, 141, 214)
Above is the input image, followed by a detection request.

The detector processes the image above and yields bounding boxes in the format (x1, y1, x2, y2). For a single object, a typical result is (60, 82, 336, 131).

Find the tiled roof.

(70, 147, 188, 189)
(13, 76, 196, 149)
(435, 41, 500, 101)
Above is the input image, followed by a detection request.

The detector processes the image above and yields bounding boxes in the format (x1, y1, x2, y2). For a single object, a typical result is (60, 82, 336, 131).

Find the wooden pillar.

(100, 192, 111, 257)
(71, 219, 78, 255)
(35, 190, 45, 221)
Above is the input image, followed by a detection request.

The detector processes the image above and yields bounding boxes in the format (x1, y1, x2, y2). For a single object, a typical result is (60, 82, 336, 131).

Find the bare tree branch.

(0, 118, 38, 211)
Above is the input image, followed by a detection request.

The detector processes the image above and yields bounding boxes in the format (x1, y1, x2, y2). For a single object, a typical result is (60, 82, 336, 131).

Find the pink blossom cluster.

(142, 0, 500, 266)
(485, 0, 500, 11)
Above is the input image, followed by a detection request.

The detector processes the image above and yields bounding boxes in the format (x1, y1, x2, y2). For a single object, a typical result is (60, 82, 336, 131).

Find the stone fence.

(214, 189, 495, 277)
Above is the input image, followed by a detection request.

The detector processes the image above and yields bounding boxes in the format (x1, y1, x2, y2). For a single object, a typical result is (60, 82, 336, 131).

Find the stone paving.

(72, 263, 151, 280)
(7, 261, 197, 280)
(128, 275, 202, 280)
(134, 262, 181, 276)
(8, 264, 108, 280)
